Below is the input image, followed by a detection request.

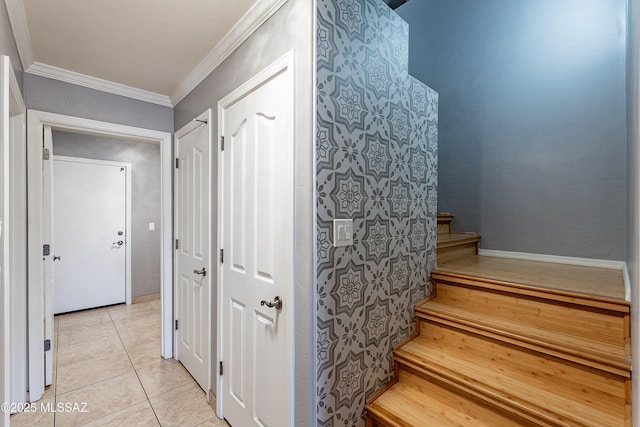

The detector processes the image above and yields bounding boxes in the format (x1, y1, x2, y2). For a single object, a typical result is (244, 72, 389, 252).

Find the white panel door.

(53, 157, 127, 314)
(221, 65, 293, 427)
(175, 115, 211, 393)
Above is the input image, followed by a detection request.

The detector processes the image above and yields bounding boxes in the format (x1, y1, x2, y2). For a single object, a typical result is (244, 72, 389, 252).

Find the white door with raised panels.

(220, 55, 294, 427)
(174, 111, 212, 393)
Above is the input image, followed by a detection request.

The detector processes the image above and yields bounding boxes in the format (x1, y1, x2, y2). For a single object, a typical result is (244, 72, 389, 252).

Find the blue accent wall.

(397, 0, 627, 260)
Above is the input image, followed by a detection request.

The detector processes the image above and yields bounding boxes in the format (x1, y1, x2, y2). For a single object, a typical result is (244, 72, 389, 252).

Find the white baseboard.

(623, 263, 631, 302)
(478, 249, 625, 269)
(479, 249, 630, 302)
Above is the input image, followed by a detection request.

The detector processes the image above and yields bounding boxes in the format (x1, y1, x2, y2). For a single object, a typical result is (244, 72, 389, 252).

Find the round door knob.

(113, 240, 124, 245)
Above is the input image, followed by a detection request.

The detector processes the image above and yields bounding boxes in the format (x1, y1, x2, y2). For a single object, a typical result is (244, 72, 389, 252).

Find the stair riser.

(436, 214, 454, 235)
(402, 319, 628, 427)
(431, 279, 629, 356)
(437, 222, 451, 234)
(437, 242, 478, 264)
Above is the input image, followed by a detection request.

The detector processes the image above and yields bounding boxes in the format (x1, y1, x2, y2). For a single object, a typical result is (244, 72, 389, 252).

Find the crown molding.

(171, 0, 289, 105)
(4, 0, 34, 69)
(26, 62, 173, 107)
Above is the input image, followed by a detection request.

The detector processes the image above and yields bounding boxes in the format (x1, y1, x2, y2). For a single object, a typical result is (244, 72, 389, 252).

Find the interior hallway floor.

(10, 296, 227, 427)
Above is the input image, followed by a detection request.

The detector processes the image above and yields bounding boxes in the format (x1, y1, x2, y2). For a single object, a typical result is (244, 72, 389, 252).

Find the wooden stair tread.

(394, 333, 626, 427)
(366, 370, 536, 427)
(417, 300, 630, 375)
(434, 255, 627, 304)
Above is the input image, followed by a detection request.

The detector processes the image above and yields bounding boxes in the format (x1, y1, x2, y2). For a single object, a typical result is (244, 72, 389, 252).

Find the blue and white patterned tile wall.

(316, 0, 438, 425)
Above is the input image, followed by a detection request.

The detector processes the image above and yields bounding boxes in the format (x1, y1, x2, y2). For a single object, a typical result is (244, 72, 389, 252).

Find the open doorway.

(27, 110, 173, 401)
(51, 131, 160, 312)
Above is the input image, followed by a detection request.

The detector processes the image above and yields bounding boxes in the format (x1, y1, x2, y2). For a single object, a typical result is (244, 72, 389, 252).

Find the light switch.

(333, 219, 354, 247)
(148, 222, 155, 231)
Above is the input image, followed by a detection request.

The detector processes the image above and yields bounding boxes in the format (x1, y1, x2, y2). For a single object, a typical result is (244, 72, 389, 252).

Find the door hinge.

(175, 320, 178, 330)
(220, 136, 224, 151)
(43, 244, 50, 256)
(44, 339, 51, 352)
(219, 361, 223, 376)
(175, 239, 179, 250)
(43, 148, 50, 160)
(175, 158, 179, 169)
(220, 249, 223, 264)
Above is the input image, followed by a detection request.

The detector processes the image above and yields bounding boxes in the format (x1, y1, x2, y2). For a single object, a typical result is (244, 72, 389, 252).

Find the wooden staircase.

(436, 213, 481, 264)
(366, 214, 631, 426)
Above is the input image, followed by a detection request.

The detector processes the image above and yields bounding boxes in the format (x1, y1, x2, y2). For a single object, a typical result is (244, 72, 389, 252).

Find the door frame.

(173, 108, 213, 397)
(27, 110, 173, 401)
(1, 56, 26, 426)
(216, 50, 295, 420)
(51, 155, 133, 311)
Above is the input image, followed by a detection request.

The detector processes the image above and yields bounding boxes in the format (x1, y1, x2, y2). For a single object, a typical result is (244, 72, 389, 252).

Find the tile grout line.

(108, 307, 163, 427)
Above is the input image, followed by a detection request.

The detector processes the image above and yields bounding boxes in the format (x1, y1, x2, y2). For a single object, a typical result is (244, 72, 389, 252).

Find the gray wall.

(397, 0, 627, 260)
(0, 0, 23, 87)
(24, 74, 173, 132)
(627, 0, 640, 423)
(52, 131, 162, 298)
(174, 0, 314, 424)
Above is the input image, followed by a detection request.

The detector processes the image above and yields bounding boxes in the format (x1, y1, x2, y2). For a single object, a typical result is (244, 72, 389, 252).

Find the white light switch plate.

(148, 222, 155, 231)
(333, 219, 353, 247)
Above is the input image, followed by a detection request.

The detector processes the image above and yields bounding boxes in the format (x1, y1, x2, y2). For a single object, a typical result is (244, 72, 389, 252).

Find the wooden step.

(434, 255, 627, 301)
(437, 232, 481, 264)
(366, 368, 538, 427)
(417, 300, 630, 377)
(393, 320, 629, 427)
(431, 256, 630, 366)
(437, 213, 454, 234)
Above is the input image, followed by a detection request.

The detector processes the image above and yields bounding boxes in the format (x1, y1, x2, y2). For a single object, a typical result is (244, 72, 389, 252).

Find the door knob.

(53, 255, 61, 262)
(260, 296, 282, 310)
(113, 240, 124, 245)
(194, 267, 207, 277)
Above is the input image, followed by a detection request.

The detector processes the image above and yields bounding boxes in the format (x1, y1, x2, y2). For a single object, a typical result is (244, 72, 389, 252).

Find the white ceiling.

(7, 0, 286, 105)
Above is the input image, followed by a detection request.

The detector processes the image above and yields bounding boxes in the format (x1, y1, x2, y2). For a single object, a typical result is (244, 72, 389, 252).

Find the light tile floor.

(10, 297, 227, 427)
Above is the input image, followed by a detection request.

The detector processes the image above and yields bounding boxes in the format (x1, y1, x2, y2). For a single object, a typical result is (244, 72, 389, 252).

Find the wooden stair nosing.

(436, 233, 481, 248)
(436, 213, 454, 223)
(415, 304, 631, 377)
(393, 330, 627, 427)
(366, 403, 410, 427)
(431, 271, 630, 313)
(389, 355, 566, 427)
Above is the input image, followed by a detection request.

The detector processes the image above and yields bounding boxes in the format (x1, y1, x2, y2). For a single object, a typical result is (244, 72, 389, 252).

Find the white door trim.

(27, 110, 173, 401)
(1, 55, 26, 426)
(173, 108, 213, 397)
(52, 155, 133, 306)
(216, 50, 295, 421)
